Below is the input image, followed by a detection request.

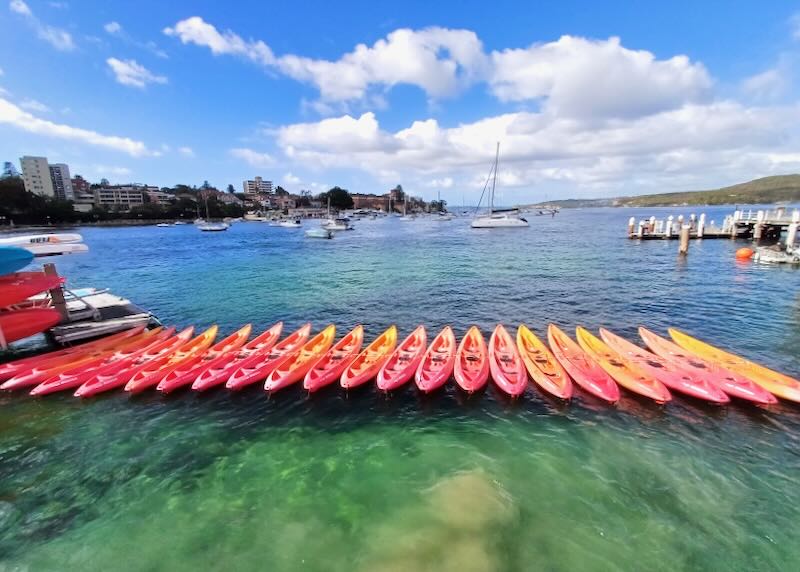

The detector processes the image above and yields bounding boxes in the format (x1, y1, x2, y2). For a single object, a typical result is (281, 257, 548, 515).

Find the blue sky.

(1, 0, 799, 203)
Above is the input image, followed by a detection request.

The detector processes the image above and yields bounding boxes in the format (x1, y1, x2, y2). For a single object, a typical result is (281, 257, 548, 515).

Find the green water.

(1, 209, 799, 570)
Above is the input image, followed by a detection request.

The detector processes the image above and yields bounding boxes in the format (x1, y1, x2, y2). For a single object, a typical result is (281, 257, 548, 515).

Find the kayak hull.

(226, 323, 311, 390)
(0, 272, 64, 307)
(488, 325, 527, 397)
(415, 326, 456, 393)
(304, 325, 364, 392)
(453, 326, 489, 393)
(0, 308, 61, 344)
(547, 324, 620, 403)
(341, 326, 397, 389)
(377, 325, 426, 391)
(265, 325, 336, 392)
(517, 324, 572, 400)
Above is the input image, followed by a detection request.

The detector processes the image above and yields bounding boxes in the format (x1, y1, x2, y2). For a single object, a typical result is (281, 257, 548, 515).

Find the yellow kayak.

(669, 328, 800, 403)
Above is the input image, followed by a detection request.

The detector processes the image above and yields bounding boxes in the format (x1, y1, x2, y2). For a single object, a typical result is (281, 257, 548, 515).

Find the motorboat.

(305, 228, 333, 239)
(278, 219, 302, 228)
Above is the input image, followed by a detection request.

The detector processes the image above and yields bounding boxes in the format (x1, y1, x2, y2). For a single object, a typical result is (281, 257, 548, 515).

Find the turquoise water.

(1, 207, 799, 570)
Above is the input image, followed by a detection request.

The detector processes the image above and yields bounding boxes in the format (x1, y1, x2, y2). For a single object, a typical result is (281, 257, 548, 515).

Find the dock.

(628, 207, 800, 244)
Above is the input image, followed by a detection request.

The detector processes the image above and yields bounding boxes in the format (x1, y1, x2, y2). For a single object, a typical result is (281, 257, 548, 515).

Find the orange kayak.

(453, 326, 489, 393)
(226, 323, 311, 390)
(265, 325, 336, 392)
(517, 324, 572, 400)
(304, 325, 364, 393)
(125, 326, 219, 393)
(29, 327, 173, 395)
(415, 326, 456, 393)
(639, 327, 777, 405)
(488, 324, 527, 397)
(192, 322, 283, 391)
(547, 324, 619, 403)
(669, 328, 800, 403)
(600, 328, 729, 404)
(576, 327, 671, 403)
(341, 325, 397, 389)
(157, 325, 253, 393)
(376, 325, 426, 392)
(0, 326, 146, 387)
(75, 327, 195, 397)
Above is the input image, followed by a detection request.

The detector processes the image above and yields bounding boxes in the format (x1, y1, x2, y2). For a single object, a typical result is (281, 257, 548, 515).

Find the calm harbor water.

(1, 206, 799, 571)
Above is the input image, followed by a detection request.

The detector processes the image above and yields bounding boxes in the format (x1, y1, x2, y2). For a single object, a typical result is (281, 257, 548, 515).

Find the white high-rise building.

(243, 176, 272, 195)
(49, 163, 74, 201)
(20, 156, 55, 197)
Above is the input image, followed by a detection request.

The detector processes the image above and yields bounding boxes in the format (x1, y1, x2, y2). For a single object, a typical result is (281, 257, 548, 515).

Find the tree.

(325, 186, 353, 210)
(227, 184, 235, 194)
(274, 186, 288, 196)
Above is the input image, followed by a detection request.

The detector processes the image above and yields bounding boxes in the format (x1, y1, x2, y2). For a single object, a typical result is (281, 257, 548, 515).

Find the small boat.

(753, 246, 800, 264)
(488, 325, 527, 397)
(600, 328, 729, 404)
(0, 246, 34, 275)
(0, 326, 145, 382)
(415, 326, 456, 393)
(75, 327, 196, 397)
(173, 221, 187, 225)
(157, 325, 253, 393)
(192, 322, 284, 391)
(0, 272, 64, 307)
(24, 243, 89, 257)
(124, 326, 219, 393)
(516, 324, 572, 400)
(433, 213, 454, 221)
(0, 308, 61, 346)
(156, 223, 172, 228)
(340, 325, 397, 389)
(0, 233, 83, 246)
(226, 323, 312, 390)
(198, 223, 229, 232)
(193, 218, 205, 225)
(264, 325, 336, 392)
(471, 144, 529, 229)
(547, 324, 620, 403)
(376, 325, 427, 392)
(304, 325, 364, 392)
(576, 327, 671, 403)
(305, 228, 333, 239)
(638, 327, 777, 405)
(29, 328, 172, 396)
(669, 328, 800, 403)
(453, 326, 489, 393)
(320, 218, 352, 231)
(5, 325, 152, 391)
(278, 219, 302, 228)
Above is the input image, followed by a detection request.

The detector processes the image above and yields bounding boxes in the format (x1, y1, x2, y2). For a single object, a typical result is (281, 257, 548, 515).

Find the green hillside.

(529, 174, 800, 208)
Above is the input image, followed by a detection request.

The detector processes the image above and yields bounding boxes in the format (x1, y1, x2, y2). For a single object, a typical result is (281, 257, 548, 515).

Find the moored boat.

(376, 325, 427, 392)
(304, 325, 364, 393)
(415, 326, 456, 393)
(265, 325, 336, 392)
(225, 323, 311, 390)
(340, 325, 397, 389)
(488, 324, 527, 397)
(547, 324, 620, 403)
(516, 324, 572, 400)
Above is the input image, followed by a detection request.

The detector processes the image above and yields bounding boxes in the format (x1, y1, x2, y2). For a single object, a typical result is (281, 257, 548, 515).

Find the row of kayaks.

(0, 321, 797, 406)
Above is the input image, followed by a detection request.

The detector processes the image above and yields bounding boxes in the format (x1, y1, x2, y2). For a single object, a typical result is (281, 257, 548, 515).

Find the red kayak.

(75, 327, 195, 397)
(265, 325, 336, 392)
(415, 326, 456, 393)
(638, 327, 777, 405)
(0, 308, 61, 344)
(547, 324, 620, 403)
(29, 328, 173, 395)
(340, 326, 397, 389)
(453, 326, 489, 393)
(304, 325, 364, 393)
(0, 272, 64, 307)
(376, 325, 426, 392)
(0, 327, 144, 381)
(488, 324, 527, 397)
(124, 326, 218, 394)
(157, 324, 252, 393)
(600, 328, 730, 404)
(226, 323, 311, 390)
(192, 322, 283, 392)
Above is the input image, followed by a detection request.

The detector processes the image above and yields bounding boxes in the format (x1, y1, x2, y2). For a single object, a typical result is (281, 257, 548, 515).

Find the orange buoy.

(735, 247, 754, 260)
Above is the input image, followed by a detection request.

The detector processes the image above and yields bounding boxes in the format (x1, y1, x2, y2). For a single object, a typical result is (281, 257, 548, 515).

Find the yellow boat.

(341, 325, 397, 389)
(668, 328, 800, 403)
(516, 324, 572, 399)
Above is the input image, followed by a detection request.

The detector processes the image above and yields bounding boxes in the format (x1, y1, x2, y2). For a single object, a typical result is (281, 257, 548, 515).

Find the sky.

(1, 0, 800, 204)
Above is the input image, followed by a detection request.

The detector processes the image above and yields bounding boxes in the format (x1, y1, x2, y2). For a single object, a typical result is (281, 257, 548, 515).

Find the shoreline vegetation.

(528, 174, 800, 209)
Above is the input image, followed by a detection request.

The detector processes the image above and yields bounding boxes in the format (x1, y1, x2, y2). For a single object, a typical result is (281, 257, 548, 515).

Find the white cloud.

(490, 36, 712, 118)
(91, 164, 132, 177)
(18, 98, 51, 113)
(104, 21, 121, 35)
(229, 147, 275, 167)
(106, 58, 167, 88)
(742, 68, 787, 101)
(164, 16, 274, 65)
(178, 146, 194, 157)
(274, 102, 800, 196)
(0, 96, 156, 156)
(283, 172, 301, 184)
(9, 0, 75, 51)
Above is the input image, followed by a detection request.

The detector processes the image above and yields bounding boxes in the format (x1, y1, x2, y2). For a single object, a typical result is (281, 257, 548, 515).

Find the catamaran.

(471, 143, 529, 229)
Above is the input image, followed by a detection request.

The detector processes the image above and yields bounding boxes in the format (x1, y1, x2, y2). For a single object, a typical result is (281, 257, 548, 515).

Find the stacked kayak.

(0, 320, 797, 409)
(0, 233, 88, 257)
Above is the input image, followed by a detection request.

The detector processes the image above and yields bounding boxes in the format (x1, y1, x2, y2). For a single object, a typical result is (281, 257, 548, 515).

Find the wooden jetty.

(628, 207, 800, 245)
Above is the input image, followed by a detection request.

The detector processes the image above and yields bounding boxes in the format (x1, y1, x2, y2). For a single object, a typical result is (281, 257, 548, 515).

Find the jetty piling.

(43, 263, 68, 322)
(679, 225, 690, 255)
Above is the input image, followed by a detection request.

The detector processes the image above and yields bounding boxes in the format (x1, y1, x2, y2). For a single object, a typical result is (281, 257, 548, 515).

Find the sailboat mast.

(490, 141, 499, 214)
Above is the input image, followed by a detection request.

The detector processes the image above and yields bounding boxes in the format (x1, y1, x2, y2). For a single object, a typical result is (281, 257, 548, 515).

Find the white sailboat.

(321, 196, 352, 231)
(399, 197, 415, 221)
(471, 143, 529, 229)
(197, 194, 229, 232)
